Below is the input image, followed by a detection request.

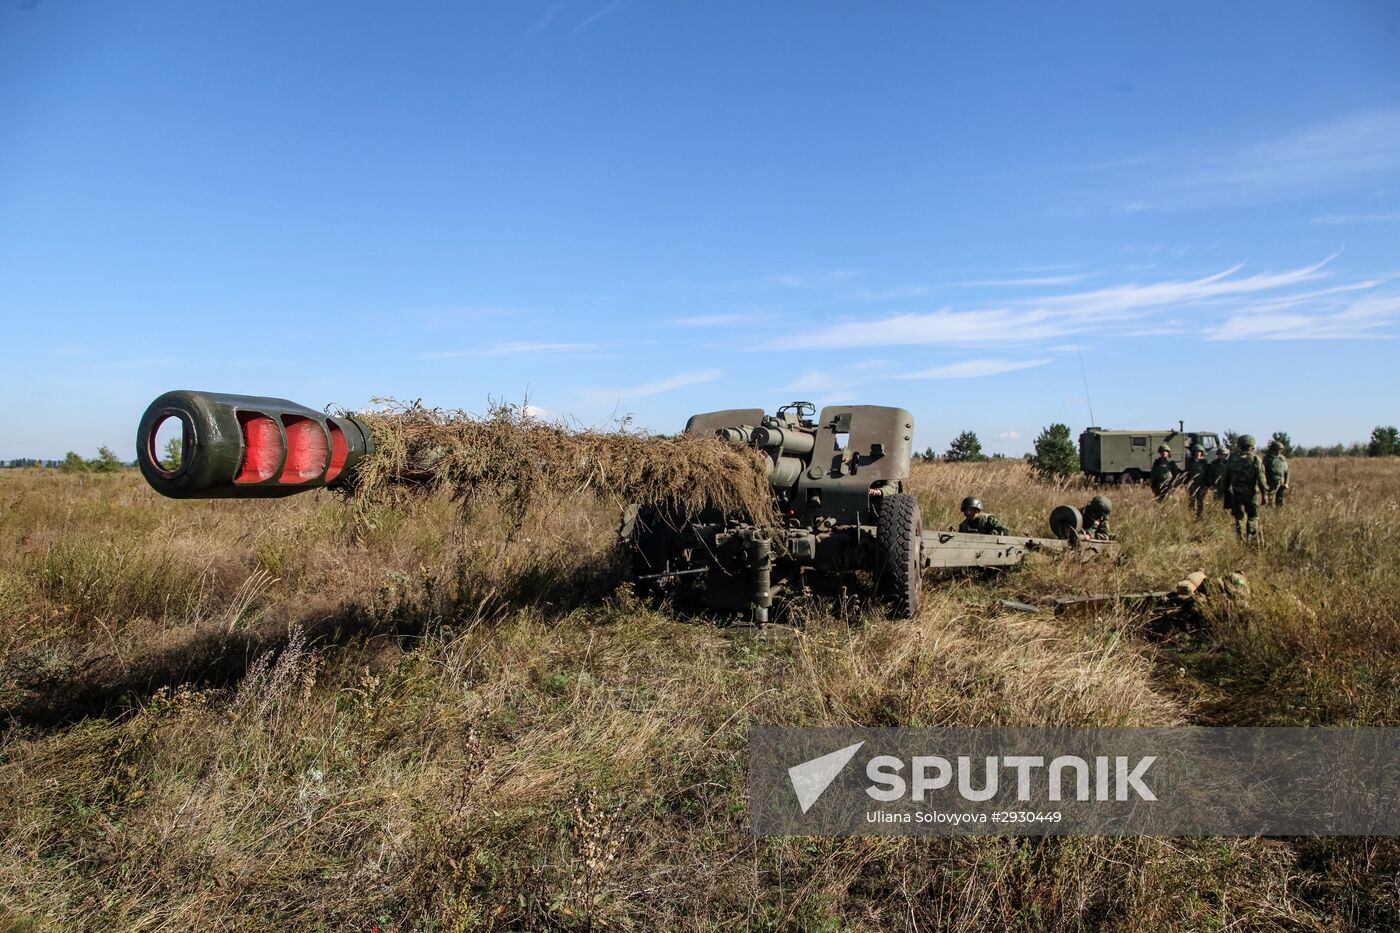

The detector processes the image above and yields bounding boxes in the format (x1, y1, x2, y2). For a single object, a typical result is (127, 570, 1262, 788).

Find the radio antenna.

(1075, 335, 1096, 426)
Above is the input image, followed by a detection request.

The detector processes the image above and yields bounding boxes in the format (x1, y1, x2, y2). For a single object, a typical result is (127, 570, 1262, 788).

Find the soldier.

(1185, 446, 1210, 518)
(1223, 434, 1270, 543)
(1207, 446, 1231, 504)
(1263, 440, 1290, 507)
(1082, 495, 1112, 539)
(1150, 444, 1183, 500)
(958, 496, 1010, 535)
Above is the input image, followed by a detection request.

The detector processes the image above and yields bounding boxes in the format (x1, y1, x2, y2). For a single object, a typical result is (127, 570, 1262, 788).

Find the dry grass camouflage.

(348, 399, 776, 527)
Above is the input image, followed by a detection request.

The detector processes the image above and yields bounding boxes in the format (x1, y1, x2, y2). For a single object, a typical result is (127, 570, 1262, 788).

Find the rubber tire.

(876, 493, 923, 618)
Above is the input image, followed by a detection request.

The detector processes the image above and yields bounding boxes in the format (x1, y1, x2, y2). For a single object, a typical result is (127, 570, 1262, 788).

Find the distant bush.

(90, 446, 124, 473)
(944, 430, 986, 462)
(1370, 425, 1400, 457)
(1030, 423, 1078, 481)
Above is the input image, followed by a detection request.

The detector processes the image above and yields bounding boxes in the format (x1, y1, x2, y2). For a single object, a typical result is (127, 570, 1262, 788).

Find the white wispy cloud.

(1309, 211, 1400, 225)
(570, 0, 623, 36)
(422, 341, 598, 359)
(525, 2, 562, 37)
(1096, 110, 1400, 210)
(583, 368, 723, 400)
(1034, 256, 1334, 317)
(764, 269, 859, 289)
(781, 360, 887, 395)
(996, 431, 1021, 441)
(846, 274, 1087, 301)
(1209, 295, 1400, 341)
(786, 258, 1344, 349)
(897, 358, 1050, 379)
(949, 274, 1088, 288)
(783, 370, 844, 394)
(1226, 281, 1382, 314)
(673, 313, 748, 327)
(791, 308, 1067, 349)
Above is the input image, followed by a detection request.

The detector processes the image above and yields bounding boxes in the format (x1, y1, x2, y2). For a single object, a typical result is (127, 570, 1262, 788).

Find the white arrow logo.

(788, 742, 865, 813)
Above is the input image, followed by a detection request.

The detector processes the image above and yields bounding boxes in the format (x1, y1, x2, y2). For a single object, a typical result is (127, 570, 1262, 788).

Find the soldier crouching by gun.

(958, 496, 1011, 535)
(1081, 495, 1112, 539)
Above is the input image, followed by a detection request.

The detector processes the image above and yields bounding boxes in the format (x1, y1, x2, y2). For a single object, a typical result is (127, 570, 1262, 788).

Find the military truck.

(1079, 423, 1221, 483)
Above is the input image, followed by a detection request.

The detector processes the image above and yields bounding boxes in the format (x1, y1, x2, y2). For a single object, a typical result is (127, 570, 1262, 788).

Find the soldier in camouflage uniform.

(958, 496, 1010, 535)
(1263, 440, 1290, 507)
(1150, 445, 1183, 500)
(1207, 446, 1231, 505)
(1081, 495, 1112, 539)
(1184, 446, 1210, 518)
(1224, 434, 1270, 543)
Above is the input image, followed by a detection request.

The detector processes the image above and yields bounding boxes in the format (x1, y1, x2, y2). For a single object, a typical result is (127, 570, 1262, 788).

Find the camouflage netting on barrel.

(346, 399, 776, 526)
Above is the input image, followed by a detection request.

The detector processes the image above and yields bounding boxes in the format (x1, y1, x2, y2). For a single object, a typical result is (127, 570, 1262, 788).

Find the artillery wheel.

(1048, 505, 1083, 541)
(876, 493, 923, 618)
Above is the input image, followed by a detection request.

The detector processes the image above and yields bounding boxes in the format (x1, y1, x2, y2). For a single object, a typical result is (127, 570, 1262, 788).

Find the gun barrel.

(136, 389, 373, 499)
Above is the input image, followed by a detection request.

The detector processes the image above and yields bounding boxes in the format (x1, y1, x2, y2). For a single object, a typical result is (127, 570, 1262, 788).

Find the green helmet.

(960, 496, 983, 512)
(1237, 434, 1255, 451)
(1267, 440, 1282, 452)
(1157, 444, 1171, 454)
(1216, 447, 1229, 457)
(1088, 495, 1111, 515)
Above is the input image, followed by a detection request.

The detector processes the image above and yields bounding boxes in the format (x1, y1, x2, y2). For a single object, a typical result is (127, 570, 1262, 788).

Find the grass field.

(1, 458, 1398, 930)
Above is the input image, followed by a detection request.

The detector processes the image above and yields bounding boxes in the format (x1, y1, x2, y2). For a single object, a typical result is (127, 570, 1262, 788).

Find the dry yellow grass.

(0, 458, 1397, 930)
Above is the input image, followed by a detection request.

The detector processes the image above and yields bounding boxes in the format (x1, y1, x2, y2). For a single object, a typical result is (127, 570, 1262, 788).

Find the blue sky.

(3, 1, 1399, 459)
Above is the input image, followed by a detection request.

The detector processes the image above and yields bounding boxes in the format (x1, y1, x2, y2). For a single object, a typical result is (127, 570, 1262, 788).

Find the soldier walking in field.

(958, 496, 1010, 535)
(1150, 445, 1183, 500)
(1224, 435, 1270, 543)
(1185, 446, 1210, 518)
(1264, 440, 1290, 507)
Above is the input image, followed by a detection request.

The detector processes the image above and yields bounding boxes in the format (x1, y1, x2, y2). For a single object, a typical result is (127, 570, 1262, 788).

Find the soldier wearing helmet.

(1082, 495, 1112, 539)
(958, 495, 1010, 536)
(1185, 445, 1211, 518)
(1263, 439, 1290, 507)
(1207, 445, 1231, 487)
(1150, 444, 1183, 500)
(1223, 434, 1269, 543)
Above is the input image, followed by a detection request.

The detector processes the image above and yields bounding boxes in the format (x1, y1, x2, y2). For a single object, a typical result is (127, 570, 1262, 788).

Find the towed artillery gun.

(622, 403, 1115, 621)
(134, 392, 1114, 623)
